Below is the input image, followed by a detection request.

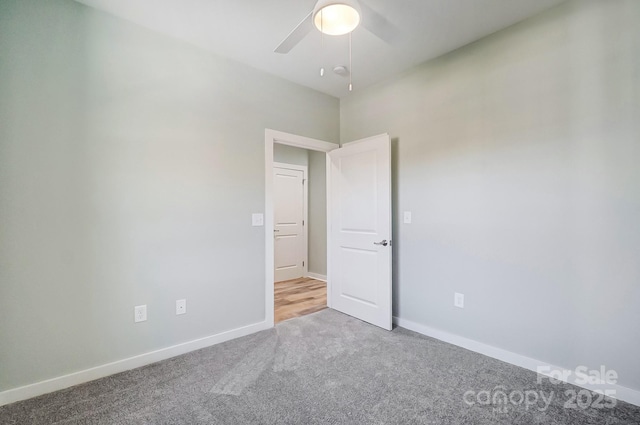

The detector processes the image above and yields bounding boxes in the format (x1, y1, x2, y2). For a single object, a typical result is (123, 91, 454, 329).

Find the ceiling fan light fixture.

(313, 0, 361, 36)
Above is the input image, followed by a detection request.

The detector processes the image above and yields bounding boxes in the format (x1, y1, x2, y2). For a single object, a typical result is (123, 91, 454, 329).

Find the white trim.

(393, 316, 640, 407)
(266, 129, 337, 152)
(265, 136, 275, 328)
(342, 132, 390, 147)
(306, 272, 327, 281)
(273, 162, 309, 279)
(0, 320, 270, 407)
(325, 153, 333, 308)
(265, 129, 337, 325)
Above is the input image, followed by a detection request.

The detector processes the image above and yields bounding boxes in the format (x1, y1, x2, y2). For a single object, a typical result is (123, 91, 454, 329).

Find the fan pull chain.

(320, 9, 325, 77)
(349, 32, 353, 91)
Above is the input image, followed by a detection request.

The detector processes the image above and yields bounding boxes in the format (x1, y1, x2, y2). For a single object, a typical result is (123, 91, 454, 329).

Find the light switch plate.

(252, 213, 264, 226)
(403, 211, 412, 224)
(454, 293, 464, 309)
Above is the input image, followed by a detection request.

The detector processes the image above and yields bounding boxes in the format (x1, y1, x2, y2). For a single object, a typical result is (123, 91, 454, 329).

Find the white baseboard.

(0, 320, 271, 407)
(393, 316, 640, 407)
(306, 272, 327, 281)
(4, 316, 637, 408)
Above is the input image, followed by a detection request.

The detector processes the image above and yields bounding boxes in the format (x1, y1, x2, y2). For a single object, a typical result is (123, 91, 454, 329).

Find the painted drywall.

(272, 145, 327, 277)
(341, 0, 640, 391)
(0, 0, 338, 392)
(273, 144, 308, 167)
(308, 151, 327, 276)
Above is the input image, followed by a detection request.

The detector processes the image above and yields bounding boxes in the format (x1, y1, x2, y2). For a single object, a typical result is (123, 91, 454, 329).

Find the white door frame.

(265, 129, 337, 328)
(273, 162, 308, 280)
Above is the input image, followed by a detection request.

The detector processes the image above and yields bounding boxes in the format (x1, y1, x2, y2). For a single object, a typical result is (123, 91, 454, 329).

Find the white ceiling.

(74, 0, 566, 98)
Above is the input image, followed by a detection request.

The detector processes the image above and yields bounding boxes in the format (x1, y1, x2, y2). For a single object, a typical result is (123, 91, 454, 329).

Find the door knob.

(373, 239, 388, 246)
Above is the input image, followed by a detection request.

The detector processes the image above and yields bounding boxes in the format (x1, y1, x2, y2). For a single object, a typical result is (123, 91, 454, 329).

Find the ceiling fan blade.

(359, 1, 400, 44)
(274, 11, 314, 54)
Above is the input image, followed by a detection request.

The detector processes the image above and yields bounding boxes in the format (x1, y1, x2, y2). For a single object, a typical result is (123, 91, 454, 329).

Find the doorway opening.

(266, 129, 392, 330)
(265, 129, 337, 327)
(272, 142, 330, 323)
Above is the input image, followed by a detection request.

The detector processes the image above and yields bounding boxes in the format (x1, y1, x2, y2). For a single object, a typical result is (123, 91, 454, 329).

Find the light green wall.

(308, 151, 327, 276)
(341, 0, 640, 391)
(0, 0, 338, 392)
(273, 144, 309, 167)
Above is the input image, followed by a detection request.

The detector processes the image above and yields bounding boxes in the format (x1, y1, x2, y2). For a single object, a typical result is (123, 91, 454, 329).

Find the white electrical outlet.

(403, 211, 412, 224)
(176, 299, 186, 315)
(134, 305, 147, 322)
(454, 293, 464, 309)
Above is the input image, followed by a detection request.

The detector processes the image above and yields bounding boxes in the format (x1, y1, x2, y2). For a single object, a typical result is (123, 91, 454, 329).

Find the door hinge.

(302, 220, 305, 226)
(302, 260, 305, 267)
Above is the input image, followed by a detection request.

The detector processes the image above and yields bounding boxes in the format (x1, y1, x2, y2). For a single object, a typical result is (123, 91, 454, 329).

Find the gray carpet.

(1, 309, 639, 424)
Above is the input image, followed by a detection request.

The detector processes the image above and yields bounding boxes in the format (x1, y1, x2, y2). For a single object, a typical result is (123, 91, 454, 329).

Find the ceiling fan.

(274, 0, 398, 54)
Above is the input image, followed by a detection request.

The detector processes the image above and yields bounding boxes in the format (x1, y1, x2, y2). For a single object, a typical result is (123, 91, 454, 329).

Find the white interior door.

(328, 134, 392, 330)
(274, 164, 307, 282)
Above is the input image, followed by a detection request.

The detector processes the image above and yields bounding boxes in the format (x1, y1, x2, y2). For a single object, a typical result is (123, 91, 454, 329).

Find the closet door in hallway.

(274, 164, 307, 282)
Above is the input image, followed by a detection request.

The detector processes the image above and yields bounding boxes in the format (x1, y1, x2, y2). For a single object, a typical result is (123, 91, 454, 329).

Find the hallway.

(274, 277, 326, 324)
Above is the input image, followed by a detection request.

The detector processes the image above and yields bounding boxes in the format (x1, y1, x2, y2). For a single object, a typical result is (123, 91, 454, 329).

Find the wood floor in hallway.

(274, 277, 327, 324)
